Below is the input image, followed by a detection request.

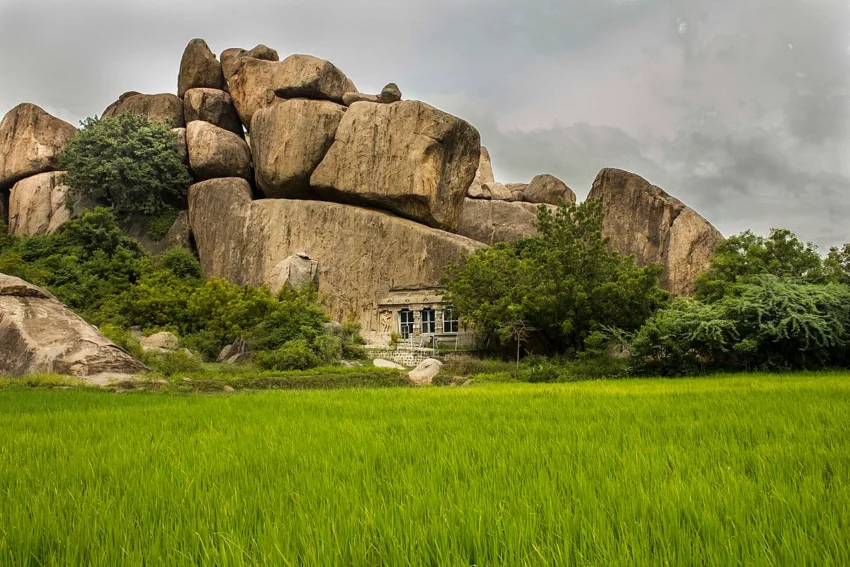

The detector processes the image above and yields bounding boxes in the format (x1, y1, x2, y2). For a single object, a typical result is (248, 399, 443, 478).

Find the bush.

(145, 207, 182, 241)
(59, 114, 192, 215)
(146, 350, 205, 377)
(99, 324, 144, 360)
(255, 339, 320, 371)
(313, 335, 343, 365)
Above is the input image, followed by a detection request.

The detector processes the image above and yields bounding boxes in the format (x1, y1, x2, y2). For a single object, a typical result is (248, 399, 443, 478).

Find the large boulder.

(183, 88, 243, 137)
(586, 168, 722, 296)
(524, 174, 576, 206)
(457, 198, 553, 245)
(221, 45, 280, 80)
(178, 39, 224, 97)
(8, 172, 73, 237)
(482, 182, 512, 201)
(186, 121, 252, 181)
(251, 98, 346, 198)
(227, 54, 356, 129)
(0, 104, 77, 190)
(102, 92, 185, 128)
(266, 253, 320, 294)
(408, 358, 442, 386)
(0, 273, 145, 380)
(310, 100, 480, 231)
(140, 331, 180, 352)
(188, 178, 485, 334)
(467, 146, 495, 199)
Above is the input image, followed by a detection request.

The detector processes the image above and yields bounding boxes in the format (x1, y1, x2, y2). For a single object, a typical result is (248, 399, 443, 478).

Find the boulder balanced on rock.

(103, 92, 185, 128)
(178, 38, 224, 97)
(183, 88, 243, 137)
(186, 121, 252, 181)
(0, 273, 145, 380)
(310, 100, 481, 231)
(0, 104, 77, 190)
(8, 172, 74, 237)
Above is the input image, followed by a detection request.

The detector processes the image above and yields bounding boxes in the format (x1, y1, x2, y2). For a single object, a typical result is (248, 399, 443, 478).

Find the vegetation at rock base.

(0, 209, 356, 366)
(443, 199, 668, 354)
(59, 114, 192, 216)
(1, 374, 849, 565)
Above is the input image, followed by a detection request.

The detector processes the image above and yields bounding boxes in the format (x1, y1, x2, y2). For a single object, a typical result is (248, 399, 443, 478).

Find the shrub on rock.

(59, 114, 192, 215)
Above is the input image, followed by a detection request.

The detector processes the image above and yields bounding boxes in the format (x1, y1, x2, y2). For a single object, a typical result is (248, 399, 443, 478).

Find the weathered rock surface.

(467, 146, 495, 199)
(188, 178, 484, 333)
(266, 253, 320, 294)
(524, 174, 576, 205)
(173, 127, 188, 163)
(183, 88, 243, 136)
(310, 100, 480, 231)
(140, 331, 180, 352)
(102, 92, 185, 128)
(1, 191, 7, 225)
(380, 83, 402, 103)
(374, 359, 405, 370)
(457, 198, 552, 245)
(178, 39, 224, 97)
(342, 92, 381, 105)
(186, 121, 252, 181)
(228, 54, 355, 128)
(8, 172, 73, 237)
(587, 168, 722, 296)
(483, 181, 512, 201)
(221, 45, 280, 80)
(0, 273, 145, 379)
(251, 99, 345, 198)
(0, 104, 77, 190)
(408, 358, 442, 385)
(118, 211, 192, 255)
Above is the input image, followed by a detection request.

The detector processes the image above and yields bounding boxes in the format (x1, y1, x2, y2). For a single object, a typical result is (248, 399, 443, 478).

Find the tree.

(695, 229, 825, 301)
(443, 200, 668, 354)
(59, 114, 192, 215)
(824, 243, 850, 285)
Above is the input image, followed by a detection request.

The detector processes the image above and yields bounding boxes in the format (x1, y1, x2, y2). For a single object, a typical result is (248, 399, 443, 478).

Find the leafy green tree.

(824, 243, 850, 285)
(695, 229, 825, 301)
(443, 200, 668, 353)
(59, 114, 191, 215)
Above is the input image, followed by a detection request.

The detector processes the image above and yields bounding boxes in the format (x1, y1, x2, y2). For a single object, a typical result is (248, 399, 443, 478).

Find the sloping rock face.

(0, 104, 77, 190)
(0, 273, 145, 379)
(310, 100, 480, 231)
(183, 88, 243, 137)
(267, 253, 320, 294)
(251, 98, 345, 198)
(188, 178, 484, 333)
(587, 168, 722, 295)
(524, 174, 576, 205)
(227, 54, 355, 129)
(8, 172, 72, 237)
(178, 39, 224, 97)
(458, 198, 553, 245)
(102, 92, 185, 128)
(119, 211, 192, 255)
(467, 146, 495, 199)
(186, 121, 252, 181)
(221, 45, 279, 80)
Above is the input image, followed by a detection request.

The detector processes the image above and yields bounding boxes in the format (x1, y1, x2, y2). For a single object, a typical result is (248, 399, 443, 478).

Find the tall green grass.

(1, 373, 848, 565)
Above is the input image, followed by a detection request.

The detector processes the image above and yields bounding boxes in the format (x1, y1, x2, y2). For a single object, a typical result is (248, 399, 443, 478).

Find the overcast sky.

(1, 0, 848, 248)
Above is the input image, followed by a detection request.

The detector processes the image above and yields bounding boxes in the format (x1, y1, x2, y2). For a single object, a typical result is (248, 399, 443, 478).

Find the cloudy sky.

(1, 0, 848, 247)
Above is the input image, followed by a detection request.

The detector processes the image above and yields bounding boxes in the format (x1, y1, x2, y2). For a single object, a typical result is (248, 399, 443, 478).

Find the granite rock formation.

(102, 92, 185, 128)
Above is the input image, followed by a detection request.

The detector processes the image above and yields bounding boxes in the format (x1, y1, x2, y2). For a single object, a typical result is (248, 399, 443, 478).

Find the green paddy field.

(1, 373, 848, 566)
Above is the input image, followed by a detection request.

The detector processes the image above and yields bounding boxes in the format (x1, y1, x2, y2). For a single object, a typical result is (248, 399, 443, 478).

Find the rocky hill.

(0, 38, 722, 339)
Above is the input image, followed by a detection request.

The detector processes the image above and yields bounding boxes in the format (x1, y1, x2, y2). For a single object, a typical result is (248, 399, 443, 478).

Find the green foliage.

(146, 350, 205, 377)
(144, 207, 181, 241)
(340, 321, 367, 360)
(99, 324, 145, 360)
(255, 339, 320, 371)
(443, 199, 668, 354)
(632, 275, 850, 374)
(695, 229, 827, 301)
(59, 114, 191, 215)
(313, 335, 343, 365)
(824, 243, 850, 285)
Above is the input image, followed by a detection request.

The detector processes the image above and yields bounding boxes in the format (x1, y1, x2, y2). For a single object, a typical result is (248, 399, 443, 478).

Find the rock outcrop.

(103, 92, 185, 128)
(227, 54, 355, 129)
(221, 44, 280, 80)
(8, 172, 72, 237)
(457, 198, 552, 245)
(342, 92, 381, 105)
(178, 39, 224, 97)
(524, 174, 576, 206)
(310, 100, 480, 231)
(251, 98, 346, 198)
(188, 178, 484, 333)
(483, 182, 512, 201)
(0, 104, 77, 190)
(408, 358, 442, 385)
(380, 83, 402, 103)
(467, 146, 495, 199)
(186, 121, 252, 181)
(0, 273, 145, 380)
(266, 253, 320, 294)
(119, 211, 192, 255)
(183, 88, 243, 137)
(587, 168, 722, 295)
